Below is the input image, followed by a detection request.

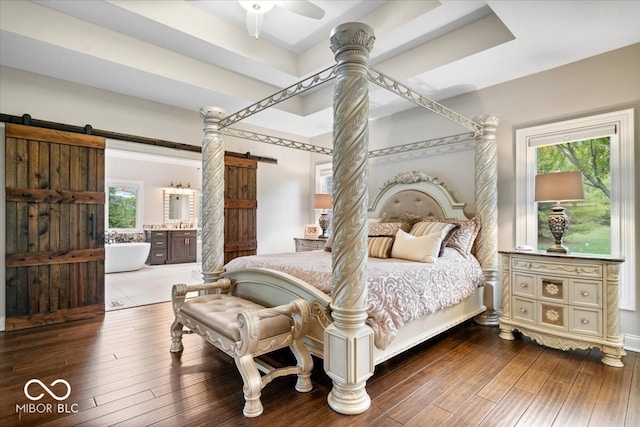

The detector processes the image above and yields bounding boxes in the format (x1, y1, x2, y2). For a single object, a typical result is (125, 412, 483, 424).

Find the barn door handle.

(89, 213, 96, 240)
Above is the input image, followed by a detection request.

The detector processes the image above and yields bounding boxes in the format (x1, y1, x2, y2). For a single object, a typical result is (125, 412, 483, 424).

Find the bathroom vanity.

(145, 229, 198, 265)
(145, 185, 199, 265)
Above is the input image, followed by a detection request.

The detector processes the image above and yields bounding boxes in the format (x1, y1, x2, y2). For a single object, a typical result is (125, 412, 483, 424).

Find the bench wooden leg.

(170, 318, 184, 353)
(291, 340, 313, 393)
(235, 354, 264, 417)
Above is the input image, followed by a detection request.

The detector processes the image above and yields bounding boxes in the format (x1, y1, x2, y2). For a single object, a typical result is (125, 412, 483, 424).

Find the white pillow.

(391, 229, 442, 263)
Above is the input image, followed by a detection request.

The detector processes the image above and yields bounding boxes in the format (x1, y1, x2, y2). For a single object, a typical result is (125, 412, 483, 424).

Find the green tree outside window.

(536, 138, 611, 254)
(108, 186, 138, 229)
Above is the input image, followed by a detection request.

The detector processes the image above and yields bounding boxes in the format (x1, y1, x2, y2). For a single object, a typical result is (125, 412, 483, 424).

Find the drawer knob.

(581, 318, 590, 324)
(520, 283, 528, 288)
(519, 307, 528, 314)
(581, 290, 590, 297)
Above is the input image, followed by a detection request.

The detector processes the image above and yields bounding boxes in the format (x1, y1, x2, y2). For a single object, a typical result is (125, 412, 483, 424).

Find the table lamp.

(534, 171, 585, 253)
(314, 193, 331, 239)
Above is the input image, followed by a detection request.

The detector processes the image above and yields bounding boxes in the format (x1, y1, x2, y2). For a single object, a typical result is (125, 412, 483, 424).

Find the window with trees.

(515, 109, 635, 310)
(106, 179, 143, 231)
(536, 137, 611, 254)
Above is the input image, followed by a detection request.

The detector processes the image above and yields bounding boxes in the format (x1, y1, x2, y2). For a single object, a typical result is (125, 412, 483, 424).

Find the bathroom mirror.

(164, 188, 197, 226)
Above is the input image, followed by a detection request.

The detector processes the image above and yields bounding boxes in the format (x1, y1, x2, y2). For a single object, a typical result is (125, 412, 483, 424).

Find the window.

(515, 109, 635, 310)
(106, 179, 143, 231)
(315, 162, 333, 194)
(536, 137, 611, 254)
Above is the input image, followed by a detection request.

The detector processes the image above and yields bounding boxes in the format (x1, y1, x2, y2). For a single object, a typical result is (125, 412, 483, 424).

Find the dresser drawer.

(570, 279, 602, 308)
(149, 249, 167, 264)
(511, 257, 603, 279)
(512, 297, 536, 324)
(294, 238, 326, 252)
(172, 230, 197, 238)
(148, 231, 168, 239)
(538, 276, 568, 304)
(538, 302, 568, 331)
(570, 307, 602, 336)
(512, 273, 535, 298)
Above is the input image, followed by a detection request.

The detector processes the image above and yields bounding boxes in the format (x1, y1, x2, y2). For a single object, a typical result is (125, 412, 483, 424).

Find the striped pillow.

(419, 216, 481, 256)
(409, 221, 458, 256)
(367, 236, 394, 258)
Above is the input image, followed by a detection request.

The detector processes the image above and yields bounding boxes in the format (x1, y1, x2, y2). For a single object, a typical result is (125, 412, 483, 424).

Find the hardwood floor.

(1, 302, 637, 427)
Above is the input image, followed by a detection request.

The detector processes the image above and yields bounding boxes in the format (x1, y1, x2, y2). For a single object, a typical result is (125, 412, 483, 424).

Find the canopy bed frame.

(192, 22, 499, 415)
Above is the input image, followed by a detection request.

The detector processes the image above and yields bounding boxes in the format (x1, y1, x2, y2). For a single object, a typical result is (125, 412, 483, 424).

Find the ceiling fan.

(239, 1, 325, 39)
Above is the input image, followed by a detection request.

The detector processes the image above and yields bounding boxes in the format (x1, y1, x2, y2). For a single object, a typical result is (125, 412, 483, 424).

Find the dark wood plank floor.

(1, 302, 637, 426)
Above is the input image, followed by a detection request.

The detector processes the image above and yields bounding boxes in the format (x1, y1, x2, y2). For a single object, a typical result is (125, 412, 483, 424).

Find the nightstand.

(294, 238, 326, 252)
(498, 250, 625, 367)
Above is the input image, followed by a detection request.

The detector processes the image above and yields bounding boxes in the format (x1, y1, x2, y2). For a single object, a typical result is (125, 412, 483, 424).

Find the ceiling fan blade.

(245, 11, 264, 39)
(275, 1, 325, 19)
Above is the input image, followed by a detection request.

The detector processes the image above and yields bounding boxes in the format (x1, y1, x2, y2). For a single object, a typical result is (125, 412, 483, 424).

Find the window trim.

(515, 109, 635, 310)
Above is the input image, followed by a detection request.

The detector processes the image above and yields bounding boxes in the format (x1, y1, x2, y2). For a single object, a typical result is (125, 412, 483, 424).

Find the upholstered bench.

(170, 279, 313, 417)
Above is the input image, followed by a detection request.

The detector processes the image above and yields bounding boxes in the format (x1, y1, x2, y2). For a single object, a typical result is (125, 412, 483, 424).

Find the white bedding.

(224, 248, 485, 349)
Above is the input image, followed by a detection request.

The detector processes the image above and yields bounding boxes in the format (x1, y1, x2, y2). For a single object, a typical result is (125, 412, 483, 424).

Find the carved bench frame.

(170, 279, 313, 417)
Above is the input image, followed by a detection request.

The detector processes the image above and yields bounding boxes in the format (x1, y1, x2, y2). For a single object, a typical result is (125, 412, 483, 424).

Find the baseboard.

(624, 333, 640, 353)
(0, 316, 5, 332)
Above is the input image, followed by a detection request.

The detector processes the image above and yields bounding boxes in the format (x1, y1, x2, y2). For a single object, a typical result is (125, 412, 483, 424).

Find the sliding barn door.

(5, 124, 105, 330)
(224, 156, 257, 263)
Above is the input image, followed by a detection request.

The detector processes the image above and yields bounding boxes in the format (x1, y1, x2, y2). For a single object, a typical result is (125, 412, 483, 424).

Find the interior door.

(5, 124, 105, 330)
(224, 156, 257, 264)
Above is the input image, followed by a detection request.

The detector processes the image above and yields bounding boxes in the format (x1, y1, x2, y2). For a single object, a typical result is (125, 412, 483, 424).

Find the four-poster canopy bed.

(172, 22, 499, 416)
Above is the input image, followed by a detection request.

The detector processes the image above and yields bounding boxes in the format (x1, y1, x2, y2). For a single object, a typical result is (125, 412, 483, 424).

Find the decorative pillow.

(390, 229, 443, 263)
(368, 222, 403, 237)
(367, 236, 394, 259)
(420, 216, 481, 256)
(409, 222, 459, 256)
(324, 235, 333, 252)
(380, 212, 424, 232)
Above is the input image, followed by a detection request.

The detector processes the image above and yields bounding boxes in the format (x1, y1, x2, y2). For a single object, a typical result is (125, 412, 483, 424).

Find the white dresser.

(498, 250, 625, 367)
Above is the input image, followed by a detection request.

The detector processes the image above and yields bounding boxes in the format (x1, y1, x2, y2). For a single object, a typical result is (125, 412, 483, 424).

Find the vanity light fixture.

(166, 182, 193, 195)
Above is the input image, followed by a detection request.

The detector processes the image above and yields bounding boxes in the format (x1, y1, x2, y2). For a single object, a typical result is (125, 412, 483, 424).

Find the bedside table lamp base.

(318, 213, 329, 239)
(547, 205, 569, 253)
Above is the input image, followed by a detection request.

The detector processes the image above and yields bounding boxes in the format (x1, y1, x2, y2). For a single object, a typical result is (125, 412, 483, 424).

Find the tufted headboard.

(369, 171, 469, 221)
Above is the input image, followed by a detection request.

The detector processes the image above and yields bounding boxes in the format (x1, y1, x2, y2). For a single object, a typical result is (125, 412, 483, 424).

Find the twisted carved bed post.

(199, 107, 227, 283)
(325, 22, 376, 415)
(473, 115, 501, 326)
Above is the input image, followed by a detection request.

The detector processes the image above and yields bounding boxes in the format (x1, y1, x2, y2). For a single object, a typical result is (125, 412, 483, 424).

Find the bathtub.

(105, 242, 151, 274)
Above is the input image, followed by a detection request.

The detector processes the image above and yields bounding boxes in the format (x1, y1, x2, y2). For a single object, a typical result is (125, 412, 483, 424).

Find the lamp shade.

(534, 171, 585, 202)
(314, 193, 331, 210)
